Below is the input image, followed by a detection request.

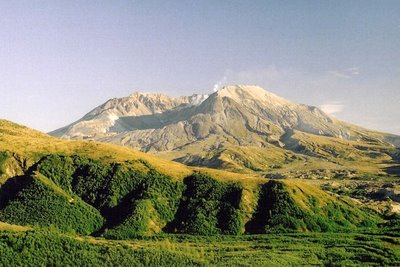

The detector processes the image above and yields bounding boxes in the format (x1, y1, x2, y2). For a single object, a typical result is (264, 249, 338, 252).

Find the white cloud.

(319, 102, 345, 115)
(327, 67, 360, 79)
(346, 67, 360, 75)
(328, 71, 351, 79)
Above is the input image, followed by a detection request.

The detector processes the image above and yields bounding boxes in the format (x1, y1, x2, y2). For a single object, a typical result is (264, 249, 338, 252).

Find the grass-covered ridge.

(32, 154, 184, 237)
(0, 152, 383, 237)
(0, 119, 192, 180)
(246, 180, 379, 233)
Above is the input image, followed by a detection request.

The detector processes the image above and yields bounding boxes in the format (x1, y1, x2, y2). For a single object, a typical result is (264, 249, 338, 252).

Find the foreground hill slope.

(50, 85, 400, 176)
(0, 119, 385, 237)
(1, 119, 400, 266)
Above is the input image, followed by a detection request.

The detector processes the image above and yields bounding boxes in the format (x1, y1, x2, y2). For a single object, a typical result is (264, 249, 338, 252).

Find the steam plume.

(213, 76, 227, 92)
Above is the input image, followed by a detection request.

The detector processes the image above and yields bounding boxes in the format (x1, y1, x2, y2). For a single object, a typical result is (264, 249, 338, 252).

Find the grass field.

(0, 227, 399, 266)
(124, 233, 400, 266)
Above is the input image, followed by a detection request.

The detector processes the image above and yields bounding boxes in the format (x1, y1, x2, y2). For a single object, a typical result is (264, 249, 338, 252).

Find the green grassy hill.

(0, 119, 399, 265)
(0, 119, 384, 236)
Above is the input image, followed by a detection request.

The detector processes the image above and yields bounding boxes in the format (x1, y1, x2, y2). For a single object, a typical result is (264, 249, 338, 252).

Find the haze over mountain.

(51, 85, 400, 177)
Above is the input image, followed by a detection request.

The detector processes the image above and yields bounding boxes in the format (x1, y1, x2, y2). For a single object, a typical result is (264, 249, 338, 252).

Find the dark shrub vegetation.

(166, 173, 243, 235)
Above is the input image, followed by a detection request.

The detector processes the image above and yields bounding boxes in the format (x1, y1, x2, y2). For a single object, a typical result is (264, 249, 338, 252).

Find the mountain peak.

(127, 91, 209, 105)
(128, 91, 169, 98)
(216, 85, 292, 107)
(217, 85, 266, 95)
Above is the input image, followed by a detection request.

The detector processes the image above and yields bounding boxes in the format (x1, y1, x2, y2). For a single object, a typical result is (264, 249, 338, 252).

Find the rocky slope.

(51, 92, 209, 139)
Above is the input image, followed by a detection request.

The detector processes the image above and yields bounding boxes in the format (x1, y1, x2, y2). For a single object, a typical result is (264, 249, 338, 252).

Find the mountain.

(50, 85, 400, 177)
(51, 85, 400, 146)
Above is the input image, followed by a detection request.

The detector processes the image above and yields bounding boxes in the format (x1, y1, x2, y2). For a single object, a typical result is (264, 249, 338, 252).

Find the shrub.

(0, 174, 103, 235)
(167, 173, 244, 235)
(0, 151, 8, 175)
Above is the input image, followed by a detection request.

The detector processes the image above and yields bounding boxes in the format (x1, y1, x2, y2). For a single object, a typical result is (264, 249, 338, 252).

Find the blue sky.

(0, 1, 399, 134)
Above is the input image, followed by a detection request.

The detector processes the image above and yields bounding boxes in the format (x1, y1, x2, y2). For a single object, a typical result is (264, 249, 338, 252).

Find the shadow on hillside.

(92, 187, 143, 236)
(110, 106, 196, 131)
(384, 165, 400, 177)
(244, 182, 270, 234)
(0, 175, 32, 210)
